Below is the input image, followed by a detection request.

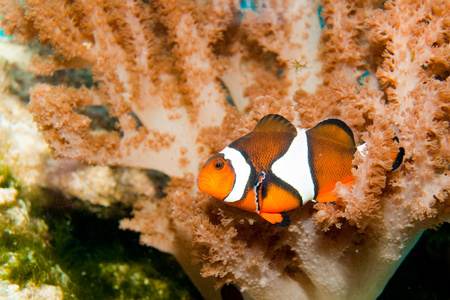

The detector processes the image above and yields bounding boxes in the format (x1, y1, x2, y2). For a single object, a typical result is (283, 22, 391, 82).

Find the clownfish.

(196, 114, 404, 226)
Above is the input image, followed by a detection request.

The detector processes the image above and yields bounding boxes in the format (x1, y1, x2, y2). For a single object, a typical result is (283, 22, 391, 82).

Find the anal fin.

(259, 212, 290, 227)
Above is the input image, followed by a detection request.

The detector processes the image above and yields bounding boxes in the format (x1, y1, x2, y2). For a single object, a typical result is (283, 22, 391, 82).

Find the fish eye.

(213, 159, 224, 170)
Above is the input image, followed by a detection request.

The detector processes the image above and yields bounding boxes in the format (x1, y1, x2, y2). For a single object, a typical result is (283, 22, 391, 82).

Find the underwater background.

(1, 0, 449, 299)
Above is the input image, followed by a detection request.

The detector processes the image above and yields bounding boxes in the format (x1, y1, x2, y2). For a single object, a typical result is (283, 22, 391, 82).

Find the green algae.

(35, 194, 201, 300)
(0, 156, 201, 299)
(0, 157, 17, 190)
(0, 160, 74, 298)
(0, 218, 51, 287)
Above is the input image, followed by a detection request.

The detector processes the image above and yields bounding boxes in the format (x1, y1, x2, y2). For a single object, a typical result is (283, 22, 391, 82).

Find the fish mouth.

(196, 176, 211, 192)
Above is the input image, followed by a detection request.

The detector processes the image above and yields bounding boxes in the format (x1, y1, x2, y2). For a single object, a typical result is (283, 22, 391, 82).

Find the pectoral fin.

(259, 212, 290, 227)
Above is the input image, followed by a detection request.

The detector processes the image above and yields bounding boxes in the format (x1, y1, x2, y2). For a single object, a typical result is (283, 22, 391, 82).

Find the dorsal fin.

(306, 119, 355, 148)
(253, 114, 297, 135)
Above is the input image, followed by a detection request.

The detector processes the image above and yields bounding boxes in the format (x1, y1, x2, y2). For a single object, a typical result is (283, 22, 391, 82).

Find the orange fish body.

(197, 114, 403, 226)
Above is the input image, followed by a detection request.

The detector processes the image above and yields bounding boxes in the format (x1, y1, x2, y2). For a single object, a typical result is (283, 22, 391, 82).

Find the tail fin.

(389, 136, 404, 172)
(356, 137, 405, 172)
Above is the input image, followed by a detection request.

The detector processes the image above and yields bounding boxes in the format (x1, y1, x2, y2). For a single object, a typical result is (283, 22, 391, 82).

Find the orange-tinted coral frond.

(28, 84, 121, 163)
(0, 0, 36, 42)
